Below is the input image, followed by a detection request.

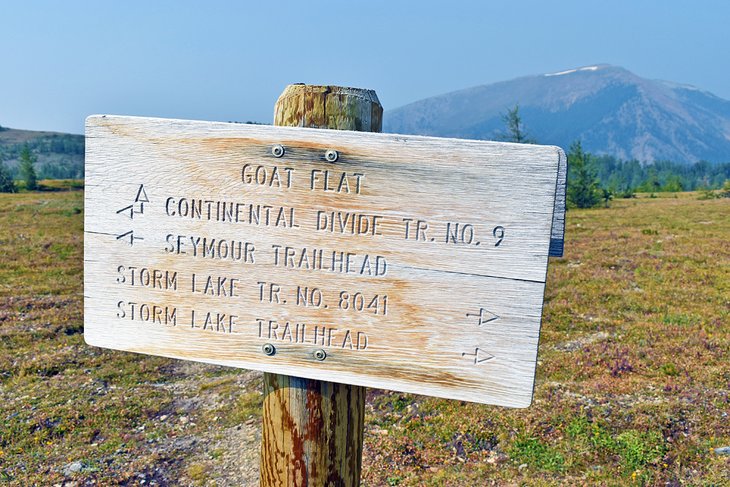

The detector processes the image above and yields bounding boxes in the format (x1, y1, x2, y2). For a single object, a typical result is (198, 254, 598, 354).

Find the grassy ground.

(0, 190, 728, 485)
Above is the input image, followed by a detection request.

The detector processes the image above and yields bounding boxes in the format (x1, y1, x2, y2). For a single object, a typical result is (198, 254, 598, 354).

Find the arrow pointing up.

(135, 184, 150, 203)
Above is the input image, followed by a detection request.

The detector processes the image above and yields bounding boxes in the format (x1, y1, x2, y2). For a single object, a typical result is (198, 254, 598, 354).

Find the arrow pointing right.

(466, 307, 500, 327)
(462, 348, 495, 365)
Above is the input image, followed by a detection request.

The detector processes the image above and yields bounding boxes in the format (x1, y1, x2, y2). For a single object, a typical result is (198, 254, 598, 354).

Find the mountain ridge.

(384, 65, 730, 163)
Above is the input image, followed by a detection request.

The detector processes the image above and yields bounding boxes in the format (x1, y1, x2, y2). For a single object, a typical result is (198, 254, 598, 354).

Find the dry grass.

(0, 190, 728, 485)
(0, 190, 259, 485)
(361, 193, 729, 486)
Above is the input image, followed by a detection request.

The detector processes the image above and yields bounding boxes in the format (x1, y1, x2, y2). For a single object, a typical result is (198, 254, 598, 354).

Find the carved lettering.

(191, 273, 239, 298)
(295, 286, 324, 308)
(258, 281, 283, 304)
(310, 170, 364, 194)
(190, 310, 237, 333)
(255, 318, 368, 351)
(166, 234, 255, 263)
(242, 164, 294, 188)
(271, 244, 386, 276)
(116, 301, 177, 326)
(164, 197, 298, 228)
(315, 211, 382, 236)
(402, 218, 430, 241)
(445, 222, 476, 245)
(117, 265, 178, 290)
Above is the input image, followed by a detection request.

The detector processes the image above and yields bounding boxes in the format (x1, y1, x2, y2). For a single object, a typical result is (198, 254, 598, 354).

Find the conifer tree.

(567, 141, 600, 208)
(0, 158, 16, 192)
(499, 105, 535, 143)
(18, 145, 38, 190)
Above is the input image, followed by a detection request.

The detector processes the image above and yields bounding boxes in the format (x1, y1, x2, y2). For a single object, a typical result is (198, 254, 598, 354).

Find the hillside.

(0, 126, 84, 179)
(385, 65, 730, 163)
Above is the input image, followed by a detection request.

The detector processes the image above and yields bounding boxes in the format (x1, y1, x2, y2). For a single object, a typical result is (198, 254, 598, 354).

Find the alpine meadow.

(1, 178, 728, 485)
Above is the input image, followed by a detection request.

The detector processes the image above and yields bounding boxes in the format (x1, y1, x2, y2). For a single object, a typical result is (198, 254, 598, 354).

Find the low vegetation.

(0, 189, 728, 485)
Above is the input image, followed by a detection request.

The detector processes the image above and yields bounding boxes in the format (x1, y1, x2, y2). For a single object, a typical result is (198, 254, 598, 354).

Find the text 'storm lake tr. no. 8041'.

(84, 115, 566, 408)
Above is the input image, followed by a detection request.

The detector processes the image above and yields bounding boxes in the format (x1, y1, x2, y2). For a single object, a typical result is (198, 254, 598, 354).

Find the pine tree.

(499, 105, 535, 143)
(18, 145, 38, 190)
(567, 141, 600, 208)
(0, 159, 16, 193)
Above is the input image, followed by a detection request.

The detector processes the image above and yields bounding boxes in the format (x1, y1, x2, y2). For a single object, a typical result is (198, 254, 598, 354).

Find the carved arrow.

(135, 184, 150, 203)
(466, 307, 500, 327)
(116, 230, 143, 246)
(116, 204, 144, 219)
(462, 348, 495, 365)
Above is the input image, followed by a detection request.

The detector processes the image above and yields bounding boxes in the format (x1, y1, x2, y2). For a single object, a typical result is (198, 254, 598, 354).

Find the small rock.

(518, 463, 528, 471)
(159, 415, 168, 421)
(486, 452, 508, 465)
(715, 446, 730, 455)
(62, 461, 84, 476)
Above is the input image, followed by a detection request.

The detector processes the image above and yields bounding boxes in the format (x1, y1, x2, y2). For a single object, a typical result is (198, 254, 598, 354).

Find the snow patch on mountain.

(545, 66, 601, 77)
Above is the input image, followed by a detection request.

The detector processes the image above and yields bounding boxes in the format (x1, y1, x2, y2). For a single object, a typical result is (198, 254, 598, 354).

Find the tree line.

(0, 133, 84, 186)
(500, 105, 730, 208)
(2, 111, 730, 198)
(0, 145, 38, 192)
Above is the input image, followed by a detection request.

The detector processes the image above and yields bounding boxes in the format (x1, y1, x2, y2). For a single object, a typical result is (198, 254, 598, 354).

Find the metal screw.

(313, 349, 327, 361)
(324, 149, 339, 162)
(262, 343, 276, 356)
(271, 144, 285, 158)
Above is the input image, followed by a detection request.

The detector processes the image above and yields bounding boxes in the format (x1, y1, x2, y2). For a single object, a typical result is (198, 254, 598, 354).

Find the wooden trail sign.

(84, 114, 565, 408)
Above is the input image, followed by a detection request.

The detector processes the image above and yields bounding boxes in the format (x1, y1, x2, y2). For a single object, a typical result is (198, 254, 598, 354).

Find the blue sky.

(2, 1, 728, 134)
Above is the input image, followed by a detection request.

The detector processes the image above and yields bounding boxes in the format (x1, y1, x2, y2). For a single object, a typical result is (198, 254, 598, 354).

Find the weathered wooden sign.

(84, 115, 565, 407)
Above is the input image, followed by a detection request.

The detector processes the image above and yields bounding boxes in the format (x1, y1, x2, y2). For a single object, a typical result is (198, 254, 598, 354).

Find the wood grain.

(84, 113, 563, 407)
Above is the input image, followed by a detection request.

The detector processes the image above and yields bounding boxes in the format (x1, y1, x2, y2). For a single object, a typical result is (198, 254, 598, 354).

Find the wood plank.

(549, 148, 567, 257)
(84, 115, 563, 407)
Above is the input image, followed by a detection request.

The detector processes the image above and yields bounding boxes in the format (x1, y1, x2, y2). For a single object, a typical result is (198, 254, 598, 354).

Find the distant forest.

(590, 155, 730, 194)
(0, 124, 728, 192)
(0, 132, 84, 180)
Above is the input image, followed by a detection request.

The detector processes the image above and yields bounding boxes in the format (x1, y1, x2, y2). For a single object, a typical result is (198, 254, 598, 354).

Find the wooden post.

(260, 85, 383, 487)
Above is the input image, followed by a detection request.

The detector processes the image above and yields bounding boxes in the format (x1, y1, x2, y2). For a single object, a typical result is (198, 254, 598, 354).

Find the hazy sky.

(2, 1, 728, 134)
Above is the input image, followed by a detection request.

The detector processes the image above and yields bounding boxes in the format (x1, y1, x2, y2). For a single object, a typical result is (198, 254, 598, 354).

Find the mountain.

(384, 65, 730, 163)
(0, 126, 84, 179)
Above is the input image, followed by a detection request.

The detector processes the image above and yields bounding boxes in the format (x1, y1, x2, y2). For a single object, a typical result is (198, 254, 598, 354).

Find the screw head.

(271, 144, 285, 158)
(262, 343, 276, 356)
(313, 349, 327, 361)
(324, 149, 339, 162)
